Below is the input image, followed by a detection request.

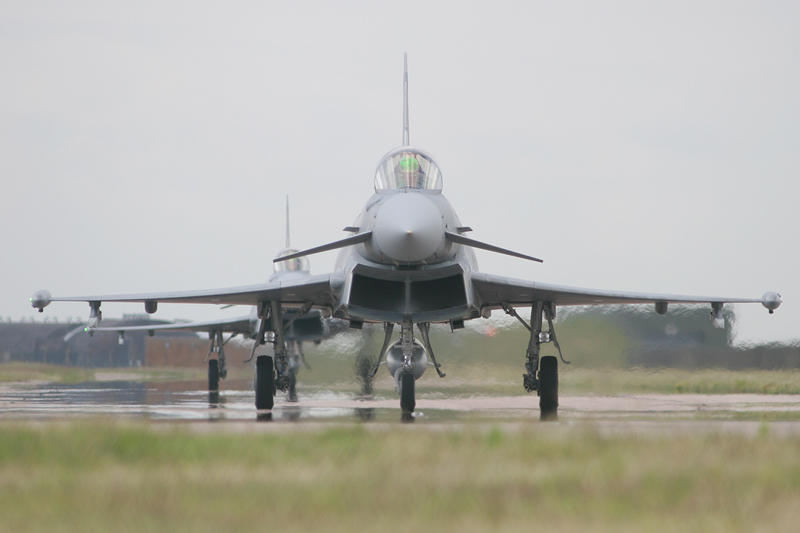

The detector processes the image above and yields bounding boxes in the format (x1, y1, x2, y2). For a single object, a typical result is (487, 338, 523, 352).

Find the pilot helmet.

(286, 257, 302, 271)
(397, 155, 421, 188)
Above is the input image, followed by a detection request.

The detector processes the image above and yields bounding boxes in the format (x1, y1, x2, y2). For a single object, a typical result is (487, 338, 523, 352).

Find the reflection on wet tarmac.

(355, 408, 375, 422)
(6, 380, 799, 428)
(0, 380, 448, 423)
(208, 391, 220, 406)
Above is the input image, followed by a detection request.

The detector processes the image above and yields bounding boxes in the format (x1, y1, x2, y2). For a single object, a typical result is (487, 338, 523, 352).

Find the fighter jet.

(31, 55, 781, 419)
(73, 197, 328, 402)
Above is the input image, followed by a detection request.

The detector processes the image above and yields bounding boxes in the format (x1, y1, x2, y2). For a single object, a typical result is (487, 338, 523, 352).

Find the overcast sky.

(2, 1, 798, 346)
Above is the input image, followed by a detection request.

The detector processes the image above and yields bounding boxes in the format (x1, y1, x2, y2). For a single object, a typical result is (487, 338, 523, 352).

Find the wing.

(33, 273, 340, 311)
(92, 315, 254, 335)
(471, 272, 777, 310)
(63, 314, 254, 342)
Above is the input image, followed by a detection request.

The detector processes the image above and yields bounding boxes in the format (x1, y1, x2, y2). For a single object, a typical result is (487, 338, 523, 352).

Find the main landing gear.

(504, 301, 568, 421)
(207, 329, 232, 394)
(538, 355, 558, 421)
(253, 351, 300, 410)
(208, 359, 220, 393)
(252, 351, 305, 409)
(250, 302, 314, 410)
(255, 355, 275, 410)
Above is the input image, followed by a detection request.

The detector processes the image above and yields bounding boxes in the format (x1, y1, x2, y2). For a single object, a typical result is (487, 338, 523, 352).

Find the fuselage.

(247, 248, 324, 340)
(328, 146, 480, 325)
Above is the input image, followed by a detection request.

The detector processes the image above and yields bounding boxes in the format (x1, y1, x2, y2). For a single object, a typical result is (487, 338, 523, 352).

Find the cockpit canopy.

(374, 147, 443, 192)
(273, 249, 310, 273)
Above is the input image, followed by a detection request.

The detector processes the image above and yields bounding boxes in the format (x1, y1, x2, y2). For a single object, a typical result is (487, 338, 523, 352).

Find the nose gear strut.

(417, 322, 445, 378)
(369, 323, 395, 378)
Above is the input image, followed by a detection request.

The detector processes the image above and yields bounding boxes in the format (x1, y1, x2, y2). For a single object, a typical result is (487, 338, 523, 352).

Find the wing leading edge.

(471, 272, 781, 312)
(90, 315, 253, 335)
(32, 273, 342, 312)
(63, 314, 254, 342)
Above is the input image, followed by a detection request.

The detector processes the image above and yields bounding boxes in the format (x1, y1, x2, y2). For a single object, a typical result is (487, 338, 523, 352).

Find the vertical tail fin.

(285, 195, 290, 248)
(403, 53, 409, 146)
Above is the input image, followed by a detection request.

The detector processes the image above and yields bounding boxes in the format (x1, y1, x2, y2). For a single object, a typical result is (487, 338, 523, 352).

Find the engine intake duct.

(409, 275, 465, 313)
(348, 264, 469, 322)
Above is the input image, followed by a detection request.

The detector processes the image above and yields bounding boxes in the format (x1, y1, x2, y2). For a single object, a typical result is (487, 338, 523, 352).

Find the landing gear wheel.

(255, 355, 275, 410)
(287, 366, 298, 402)
(399, 372, 415, 414)
(208, 359, 220, 392)
(538, 355, 558, 421)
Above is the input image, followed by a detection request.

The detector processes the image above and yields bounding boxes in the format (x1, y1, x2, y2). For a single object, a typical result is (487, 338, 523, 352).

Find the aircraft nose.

(374, 193, 445, 262)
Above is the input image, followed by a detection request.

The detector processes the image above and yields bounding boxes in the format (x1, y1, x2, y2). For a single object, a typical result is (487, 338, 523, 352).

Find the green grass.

(5, 362, 800, 398)
(0, 363, 255, 384)
(1, 421, 799, 532)
(560, 367, 800, 396)
(0, 362, 94, 384)
(99, 366, 253, 382)
(376, 367, 800, 398)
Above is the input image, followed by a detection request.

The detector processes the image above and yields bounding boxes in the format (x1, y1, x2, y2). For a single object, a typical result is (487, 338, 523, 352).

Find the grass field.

(3, 362, 800, 531)
(0, 421, 799, 532)
(0, 362, 97, 384)
(5, 362, 800, 397)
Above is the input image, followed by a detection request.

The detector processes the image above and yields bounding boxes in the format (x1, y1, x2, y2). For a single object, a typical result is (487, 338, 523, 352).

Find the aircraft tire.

(539, 355, 558, 421)
(208, 359, 220, 392)
(399, 372, 415, 414)
(255, 355, 275, 410)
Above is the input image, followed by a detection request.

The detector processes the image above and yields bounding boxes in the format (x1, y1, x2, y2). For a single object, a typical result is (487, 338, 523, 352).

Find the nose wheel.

(399, 371, 415, 413)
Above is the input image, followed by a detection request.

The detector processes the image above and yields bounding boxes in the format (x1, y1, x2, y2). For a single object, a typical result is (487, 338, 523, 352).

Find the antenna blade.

(403, 53, 409, 146)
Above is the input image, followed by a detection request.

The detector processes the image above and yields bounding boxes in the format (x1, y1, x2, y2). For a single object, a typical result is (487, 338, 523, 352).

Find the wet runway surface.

(3, 379, 800, 433)
(0, 380, 415, 423)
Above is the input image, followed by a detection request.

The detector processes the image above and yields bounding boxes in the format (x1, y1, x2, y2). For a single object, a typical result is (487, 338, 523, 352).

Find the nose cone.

(374, 193, 445, 262)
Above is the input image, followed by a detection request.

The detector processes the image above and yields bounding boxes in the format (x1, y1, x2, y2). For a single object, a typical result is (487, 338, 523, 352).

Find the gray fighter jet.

(31, 56, 781, 419)
(70, 197, 327, 402)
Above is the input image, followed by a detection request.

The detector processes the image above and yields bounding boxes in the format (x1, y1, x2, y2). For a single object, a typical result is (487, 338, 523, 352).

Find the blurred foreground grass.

(1, 421, 799, 532)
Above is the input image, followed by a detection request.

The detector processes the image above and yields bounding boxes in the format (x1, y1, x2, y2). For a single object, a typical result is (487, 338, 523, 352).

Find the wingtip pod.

(762, 292, 782, 314)
(30, 290, 51, 312)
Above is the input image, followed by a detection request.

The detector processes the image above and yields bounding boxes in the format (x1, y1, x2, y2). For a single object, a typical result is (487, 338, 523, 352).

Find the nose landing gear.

(399, 371, 415, 414)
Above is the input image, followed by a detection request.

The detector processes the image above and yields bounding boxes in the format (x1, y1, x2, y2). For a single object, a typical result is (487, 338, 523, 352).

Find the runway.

(2, 379, 800, 434)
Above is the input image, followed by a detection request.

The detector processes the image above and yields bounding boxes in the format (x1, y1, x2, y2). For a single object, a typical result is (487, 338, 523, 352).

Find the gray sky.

(2, 1, 798, 345)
